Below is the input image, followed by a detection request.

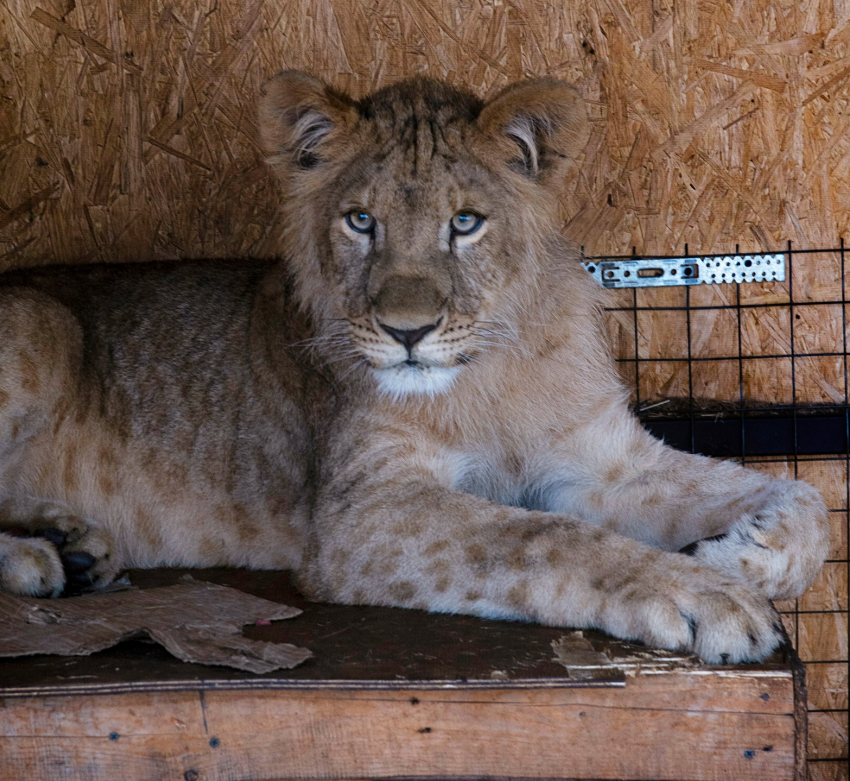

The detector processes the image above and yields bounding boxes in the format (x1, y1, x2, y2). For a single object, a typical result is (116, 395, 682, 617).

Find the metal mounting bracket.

(582, 253, 786, 288)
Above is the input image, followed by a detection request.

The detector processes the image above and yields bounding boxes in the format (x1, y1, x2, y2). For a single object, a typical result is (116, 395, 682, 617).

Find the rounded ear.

(258, 70, 357, 171)
(477, 78, 589, 182)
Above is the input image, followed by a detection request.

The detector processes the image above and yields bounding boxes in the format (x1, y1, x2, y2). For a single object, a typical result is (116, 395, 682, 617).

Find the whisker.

(318, 352, 361, 365)
(338, 357, 370, 381)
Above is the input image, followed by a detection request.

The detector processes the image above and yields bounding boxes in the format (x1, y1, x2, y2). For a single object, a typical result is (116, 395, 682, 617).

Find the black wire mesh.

(589, 241, 850, 768)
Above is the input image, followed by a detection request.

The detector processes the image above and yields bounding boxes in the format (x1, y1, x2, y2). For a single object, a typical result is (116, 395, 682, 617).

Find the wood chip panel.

(1, 0, 849, 268)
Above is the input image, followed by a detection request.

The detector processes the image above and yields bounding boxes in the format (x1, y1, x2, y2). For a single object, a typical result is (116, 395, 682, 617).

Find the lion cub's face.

(260, 73, 588, 399)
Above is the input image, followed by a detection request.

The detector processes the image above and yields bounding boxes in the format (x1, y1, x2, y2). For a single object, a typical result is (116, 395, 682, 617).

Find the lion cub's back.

(0, 259, 286, 447)
(0, 259, 316, 570)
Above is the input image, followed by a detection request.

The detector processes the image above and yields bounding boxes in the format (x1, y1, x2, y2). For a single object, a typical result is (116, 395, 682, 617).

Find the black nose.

(379, 322, 438, 352)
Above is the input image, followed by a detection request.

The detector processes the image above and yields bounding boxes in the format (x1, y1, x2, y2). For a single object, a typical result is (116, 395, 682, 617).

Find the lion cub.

(0, 72, 828, 663)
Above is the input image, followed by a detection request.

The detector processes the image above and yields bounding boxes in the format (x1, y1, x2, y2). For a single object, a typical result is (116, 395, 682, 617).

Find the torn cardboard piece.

(0, 576, 312, 674)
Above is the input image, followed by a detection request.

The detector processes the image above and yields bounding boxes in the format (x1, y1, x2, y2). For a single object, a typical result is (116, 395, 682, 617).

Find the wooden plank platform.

(0, 569, 808, 781)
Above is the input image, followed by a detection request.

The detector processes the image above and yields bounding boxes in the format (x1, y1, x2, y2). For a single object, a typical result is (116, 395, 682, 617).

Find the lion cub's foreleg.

(309, 470, 783, 664)
(551, 419, 830, 602)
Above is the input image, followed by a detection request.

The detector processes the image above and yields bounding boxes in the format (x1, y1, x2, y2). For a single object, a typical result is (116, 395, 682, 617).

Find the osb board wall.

(0, 1, 848, 777)
(1, 0, 850, 268)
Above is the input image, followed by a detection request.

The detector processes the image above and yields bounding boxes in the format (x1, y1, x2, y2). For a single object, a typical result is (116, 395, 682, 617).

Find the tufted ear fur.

(477, 79, 589, 183)
(258, 70, 357, 171)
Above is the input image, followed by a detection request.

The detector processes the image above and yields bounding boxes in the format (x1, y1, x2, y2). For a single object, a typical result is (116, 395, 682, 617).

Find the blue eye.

(346, 211, 376, 233)
(451, 212, 483, 235)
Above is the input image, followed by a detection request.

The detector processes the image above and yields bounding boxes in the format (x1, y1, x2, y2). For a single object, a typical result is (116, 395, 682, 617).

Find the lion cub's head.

(259, 72, 588, 399)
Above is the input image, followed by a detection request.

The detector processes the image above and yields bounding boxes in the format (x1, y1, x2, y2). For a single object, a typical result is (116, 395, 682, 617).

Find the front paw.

(688, 480, 829, 600)
(602, 559, 783, 663)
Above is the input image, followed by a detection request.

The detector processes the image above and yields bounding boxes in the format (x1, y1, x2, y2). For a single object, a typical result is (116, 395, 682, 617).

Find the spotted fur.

(0, 73, 829, 663)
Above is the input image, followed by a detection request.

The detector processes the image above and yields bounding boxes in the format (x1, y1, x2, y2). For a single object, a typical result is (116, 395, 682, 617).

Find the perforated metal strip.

(582, 253, 786, 288)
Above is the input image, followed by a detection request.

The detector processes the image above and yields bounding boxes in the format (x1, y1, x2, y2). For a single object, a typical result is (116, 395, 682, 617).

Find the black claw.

(678, 533, 728, 556)
(747, 632, 758, 647)
(67, 572, 96, 588)
(61, 551, 96, 574)
(719, 653, 730, 665)
(62, 569, 98, 596)
(36, 528, 68, 548)
(679, 611, 699, 643)
(66, 566, 96, 582)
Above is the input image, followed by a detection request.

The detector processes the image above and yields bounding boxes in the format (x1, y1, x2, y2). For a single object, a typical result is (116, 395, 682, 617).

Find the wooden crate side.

(0, 671, 797, 781)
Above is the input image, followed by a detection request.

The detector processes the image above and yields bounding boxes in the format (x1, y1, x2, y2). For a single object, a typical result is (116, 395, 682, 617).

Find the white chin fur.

(374, 364, 460, 401)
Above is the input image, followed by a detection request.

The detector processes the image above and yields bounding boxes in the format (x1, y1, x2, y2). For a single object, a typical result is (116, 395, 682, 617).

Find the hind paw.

(1, 515, 120, 597)
(56, 526, 120, 593)
(0, 535, 65, 597)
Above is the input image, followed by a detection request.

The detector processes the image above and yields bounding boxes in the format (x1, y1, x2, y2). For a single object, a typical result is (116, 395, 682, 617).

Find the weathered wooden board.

(0, 569, 807, 781)
(0, 676, 799, 781)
